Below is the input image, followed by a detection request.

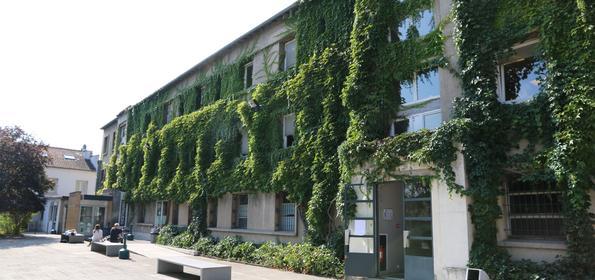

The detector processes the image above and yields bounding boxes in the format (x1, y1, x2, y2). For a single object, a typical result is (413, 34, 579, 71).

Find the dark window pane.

(406, 239, 433, 257)
(503, 57, 545, 102)
(405, 220, 432, 237)
(405, 201, 431, 217)
(510, 218, 564, 239)
(404, 182, 431, 199)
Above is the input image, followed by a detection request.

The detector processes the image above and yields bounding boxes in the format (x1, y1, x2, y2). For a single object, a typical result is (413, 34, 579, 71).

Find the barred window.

(279, 196, 296, 232)
(505, 176, 564, 240)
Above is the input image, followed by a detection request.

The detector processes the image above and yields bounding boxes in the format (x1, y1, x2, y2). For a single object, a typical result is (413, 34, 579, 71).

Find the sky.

(0, 0, 296, 154)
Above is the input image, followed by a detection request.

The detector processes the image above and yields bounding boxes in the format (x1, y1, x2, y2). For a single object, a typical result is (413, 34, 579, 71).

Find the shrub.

(156, 224, 179, 245)
(170, 231, 194, 248)
(170, 235, 344, 278)
(191, 236, 216, 255)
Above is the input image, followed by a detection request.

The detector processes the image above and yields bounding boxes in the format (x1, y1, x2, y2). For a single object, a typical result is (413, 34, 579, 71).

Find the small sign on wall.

(383, 208, 393, 220)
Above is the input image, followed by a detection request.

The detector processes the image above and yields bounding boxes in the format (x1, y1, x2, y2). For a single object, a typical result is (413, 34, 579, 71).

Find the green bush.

(191, 236, 216, 255)
(170, 231, 194, 248)
(164, 232, 343, 278)
(156, 224, 179, 245)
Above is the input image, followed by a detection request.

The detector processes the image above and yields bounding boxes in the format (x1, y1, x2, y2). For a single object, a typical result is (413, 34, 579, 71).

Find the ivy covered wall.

(103, 0, 593, 278)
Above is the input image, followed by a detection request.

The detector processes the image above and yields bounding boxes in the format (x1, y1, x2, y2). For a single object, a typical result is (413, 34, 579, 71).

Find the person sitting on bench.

(108, 223, 122, 243)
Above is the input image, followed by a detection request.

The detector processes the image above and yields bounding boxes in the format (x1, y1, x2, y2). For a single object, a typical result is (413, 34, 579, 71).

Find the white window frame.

(240, 128, 249, 157)
(118, 123, 127, 145)
(283, 39, 297, 71)
(155, 201, 168, 226)
(244, 61, 253, 89)
(496, 39, 541, 104)
(402, 69, 440, 105)
(75, 180, 89, 194)
(391, 109, 442, 135)
(282, 113, 296, 148)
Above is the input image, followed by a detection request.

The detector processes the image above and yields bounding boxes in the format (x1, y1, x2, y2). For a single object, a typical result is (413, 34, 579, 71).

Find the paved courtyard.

(0, 234, 333, 280)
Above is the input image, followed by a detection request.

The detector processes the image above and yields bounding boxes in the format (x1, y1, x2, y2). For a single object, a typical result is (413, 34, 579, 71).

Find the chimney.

(81, 144, 92, 159)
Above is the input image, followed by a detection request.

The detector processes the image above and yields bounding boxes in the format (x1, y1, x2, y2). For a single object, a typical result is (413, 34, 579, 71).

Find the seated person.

(109, 223, 123, 243)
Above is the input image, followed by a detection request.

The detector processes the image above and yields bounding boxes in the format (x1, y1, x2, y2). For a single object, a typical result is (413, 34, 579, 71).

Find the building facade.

(98, 1, 594, 279)
(30, 146, 113, 235)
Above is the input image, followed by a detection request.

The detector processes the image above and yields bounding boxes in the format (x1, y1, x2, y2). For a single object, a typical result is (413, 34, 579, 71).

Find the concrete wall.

(209, 192, 304, 244)
(45, 167, 97, 196)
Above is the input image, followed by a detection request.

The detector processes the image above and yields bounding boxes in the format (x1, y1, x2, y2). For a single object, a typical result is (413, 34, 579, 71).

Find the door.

(344, 183, 377, 277)
(403, 182, 434, 280)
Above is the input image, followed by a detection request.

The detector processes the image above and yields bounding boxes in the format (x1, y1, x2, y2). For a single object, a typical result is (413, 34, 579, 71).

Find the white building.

(31, 146, 99, 233)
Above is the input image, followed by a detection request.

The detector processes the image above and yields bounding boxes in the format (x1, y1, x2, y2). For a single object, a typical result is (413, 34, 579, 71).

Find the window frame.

(244, 61, 254, 89)
(280, 38, 297, 71)
(401, 68, 440, 105)
(496, 39, 542, 104)
(233, 194, 249, 229)
(118, 123, 127, 145)
(503, 176, 565, 240)
(282, 113, 296, 148)
(391, 109, 442, 135)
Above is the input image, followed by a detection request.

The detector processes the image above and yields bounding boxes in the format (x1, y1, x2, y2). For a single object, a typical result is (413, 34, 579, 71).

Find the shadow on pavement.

(0, 233, 61, 249)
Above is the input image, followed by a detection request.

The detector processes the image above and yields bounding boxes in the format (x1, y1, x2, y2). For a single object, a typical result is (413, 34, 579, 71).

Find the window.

(46, 178, 58, 195)
(94, 207, 105, 228)
(207, 198, 218, 228)
(401, 69, 440, 104)
(283, 113, 296, 148)
(102, 136, 109, 155)
(118, 123, 127, 145)
(276, 193, 296, 232)
(280, 39, 297, 71)
(64, 155, 76, 160)
(232, 194, 248, 229)
(499, 57, 545, 103)
(111, 132, 116, 152)
(79, 206, 93, 233)
(398, 9, 434, 41)
(178, 102, 184, 117)
(155, 201, 168, 226)
(215, 77, 222, 100)
(195, 86, 202, 109)
(410, 110, 441, 131)
(75, 180, 89, 194)
(163, 102, 174, 124)
(244, 62, 253, 89)
(497, 39, 545, 103)
(137, 203, 145, 223)
(505, 176, 564, 240)
(240, 129, 249, 157)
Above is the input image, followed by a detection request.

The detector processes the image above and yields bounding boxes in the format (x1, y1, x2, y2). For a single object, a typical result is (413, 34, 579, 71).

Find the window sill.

(208, 227, 297, 237)
(498, 239, 567, 250)
(402, 96, 440, 108)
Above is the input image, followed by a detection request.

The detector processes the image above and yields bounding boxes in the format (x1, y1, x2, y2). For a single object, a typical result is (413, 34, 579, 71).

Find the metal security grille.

(279, 203, 295, 232)
(505, 177, 564, 239)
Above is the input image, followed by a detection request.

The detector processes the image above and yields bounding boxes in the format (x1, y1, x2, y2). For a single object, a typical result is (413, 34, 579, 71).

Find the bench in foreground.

(156, 255, 231, 280)
(90, 241, 124, 257)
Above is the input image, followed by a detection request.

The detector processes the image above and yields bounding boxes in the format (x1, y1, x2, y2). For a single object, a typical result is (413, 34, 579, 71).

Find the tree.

(0, 126, 53, 235)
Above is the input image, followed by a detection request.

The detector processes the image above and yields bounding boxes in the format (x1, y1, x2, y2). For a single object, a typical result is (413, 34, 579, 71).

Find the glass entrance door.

(403, 182, 434, 280)
(344, 183, 377, 278)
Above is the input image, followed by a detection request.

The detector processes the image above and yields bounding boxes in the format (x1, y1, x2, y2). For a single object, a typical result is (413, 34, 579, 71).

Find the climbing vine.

(103, 0, 593, 277)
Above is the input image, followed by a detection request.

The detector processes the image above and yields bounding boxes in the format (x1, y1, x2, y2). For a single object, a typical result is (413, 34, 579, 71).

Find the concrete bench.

(67, 234, 85, 243)
(90, 241, 124, 257)
(156, 256, 231, 280)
